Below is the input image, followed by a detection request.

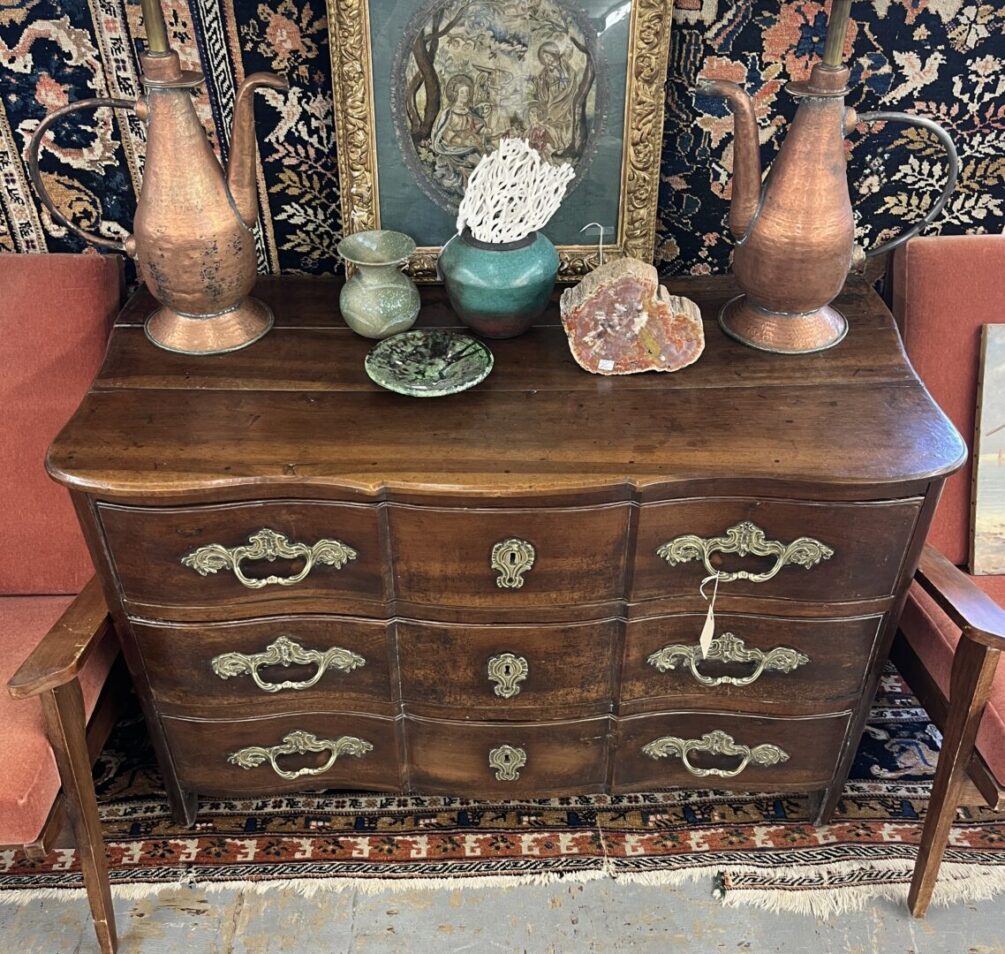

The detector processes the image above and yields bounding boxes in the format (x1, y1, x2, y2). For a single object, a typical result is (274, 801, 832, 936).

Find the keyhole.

(508, 552, 518, 566)
(502, 752, 513, 765)
(503, 663, 513, 677)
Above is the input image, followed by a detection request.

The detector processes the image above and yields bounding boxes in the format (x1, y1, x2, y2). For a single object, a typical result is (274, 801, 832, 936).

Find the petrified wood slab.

(559, 259, 705, 375)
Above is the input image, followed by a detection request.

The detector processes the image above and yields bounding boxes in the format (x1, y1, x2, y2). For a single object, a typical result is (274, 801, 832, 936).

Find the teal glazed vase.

(337, 230, 421, 339)
(439, 230, 559, 338)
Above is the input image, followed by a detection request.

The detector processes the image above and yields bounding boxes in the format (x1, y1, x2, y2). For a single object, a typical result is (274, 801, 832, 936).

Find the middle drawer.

(388, 503, 630, 608)
(397, 619, 617, 719)
(406, 715, 610, 796)
(132, 616, 394, 715)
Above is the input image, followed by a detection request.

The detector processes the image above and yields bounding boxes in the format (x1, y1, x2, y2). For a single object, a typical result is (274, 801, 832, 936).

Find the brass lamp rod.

(140, 0, 170, 54)
(822, 0, 853, 67)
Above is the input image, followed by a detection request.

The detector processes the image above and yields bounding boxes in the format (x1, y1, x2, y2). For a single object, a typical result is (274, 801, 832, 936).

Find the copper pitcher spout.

(228, 73, 290, 226)
(695, 79, 762, 241)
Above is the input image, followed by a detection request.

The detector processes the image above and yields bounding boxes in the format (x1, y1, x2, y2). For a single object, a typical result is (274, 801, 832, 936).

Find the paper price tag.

(699, 602, 716, 659)
(698, 572, 721, 659)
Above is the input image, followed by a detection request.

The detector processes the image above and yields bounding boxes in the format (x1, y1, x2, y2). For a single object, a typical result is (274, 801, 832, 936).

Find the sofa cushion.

(0, 595, 118, 845)
(900, 574, 1005, 785)
(892, 234, 1005, 567)
(0, 253, 121, 595)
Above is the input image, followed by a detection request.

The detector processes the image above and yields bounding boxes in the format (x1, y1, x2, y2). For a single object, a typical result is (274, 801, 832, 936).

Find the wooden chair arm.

(915, 545, 1005, 650)
(7, 577, 113, 700)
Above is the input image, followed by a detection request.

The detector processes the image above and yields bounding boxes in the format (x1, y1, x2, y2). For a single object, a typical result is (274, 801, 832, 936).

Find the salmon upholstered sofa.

(890, 233, 1005, 916)
(1, 253, 123, 952)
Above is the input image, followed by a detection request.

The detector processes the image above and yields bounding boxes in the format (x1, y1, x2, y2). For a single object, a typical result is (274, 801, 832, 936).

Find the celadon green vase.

(337, 230, 421, 339)
(438, 229, 559, 338)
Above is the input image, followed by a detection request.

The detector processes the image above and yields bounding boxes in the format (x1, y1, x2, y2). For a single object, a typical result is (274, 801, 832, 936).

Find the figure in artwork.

(430, 74, 487, 192)
(392, 0, 606, 211)
(531, 42, 578, 156)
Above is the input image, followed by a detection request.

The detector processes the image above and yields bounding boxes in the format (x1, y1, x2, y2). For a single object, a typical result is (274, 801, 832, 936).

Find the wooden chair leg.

(40, 680, 117, 954)
(908, 636, 1000, 918)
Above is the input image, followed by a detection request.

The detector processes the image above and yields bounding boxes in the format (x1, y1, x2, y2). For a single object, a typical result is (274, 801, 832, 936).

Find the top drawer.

(631, 497, 922, 604)
(98, 500, 387, 617)
(388, 503, 630, 609)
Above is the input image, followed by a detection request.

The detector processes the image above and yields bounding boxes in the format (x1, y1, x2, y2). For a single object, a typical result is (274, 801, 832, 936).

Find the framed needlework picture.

(326, 0, 673, 280)
(972, 324, 1005, 575)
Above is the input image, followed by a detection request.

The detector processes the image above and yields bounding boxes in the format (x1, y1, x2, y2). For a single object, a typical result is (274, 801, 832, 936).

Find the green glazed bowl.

(438, 230, 559, 338)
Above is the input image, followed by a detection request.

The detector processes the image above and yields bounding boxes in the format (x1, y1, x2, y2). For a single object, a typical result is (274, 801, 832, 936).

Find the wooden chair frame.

(891, 545, 1005, 917)
(4, 578, 121, 953)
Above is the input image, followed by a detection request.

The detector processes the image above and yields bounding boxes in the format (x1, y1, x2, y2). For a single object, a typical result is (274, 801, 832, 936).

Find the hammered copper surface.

(132, 50, 287, 354)
(26, 2, 288, 356)
(697, 65, 856, 354)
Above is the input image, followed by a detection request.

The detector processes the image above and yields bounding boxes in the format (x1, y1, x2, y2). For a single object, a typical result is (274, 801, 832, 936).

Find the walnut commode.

(48, 277, 964, 827)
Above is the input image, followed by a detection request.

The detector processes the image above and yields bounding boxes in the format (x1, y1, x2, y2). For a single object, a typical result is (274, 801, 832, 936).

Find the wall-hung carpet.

(0, 1, 1001, 275)
(2, 665, 1005, 917)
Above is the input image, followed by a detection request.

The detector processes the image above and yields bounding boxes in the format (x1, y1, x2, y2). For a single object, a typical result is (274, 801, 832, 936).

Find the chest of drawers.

(47, 275, 965, 826)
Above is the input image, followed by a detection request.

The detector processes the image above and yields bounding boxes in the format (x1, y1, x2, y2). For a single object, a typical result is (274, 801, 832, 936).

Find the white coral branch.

(456, 138, 575, 244)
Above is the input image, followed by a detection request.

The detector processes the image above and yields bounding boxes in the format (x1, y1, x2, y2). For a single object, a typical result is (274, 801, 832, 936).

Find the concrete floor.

(1, 875, 1001, 953)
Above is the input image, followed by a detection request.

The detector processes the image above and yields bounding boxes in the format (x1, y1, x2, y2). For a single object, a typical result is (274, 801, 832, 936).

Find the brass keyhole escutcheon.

(491, 538, 535, 589)
(489, 744, 527, 781)
(487, 653, 529, 699)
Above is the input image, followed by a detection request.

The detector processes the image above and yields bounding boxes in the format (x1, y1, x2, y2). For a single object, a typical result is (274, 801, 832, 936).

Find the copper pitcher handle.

(855, 111, 959, 260)
(27, 97, 137, 253)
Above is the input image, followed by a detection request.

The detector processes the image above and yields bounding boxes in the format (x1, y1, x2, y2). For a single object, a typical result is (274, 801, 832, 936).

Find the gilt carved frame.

(326, 0, 674, 281)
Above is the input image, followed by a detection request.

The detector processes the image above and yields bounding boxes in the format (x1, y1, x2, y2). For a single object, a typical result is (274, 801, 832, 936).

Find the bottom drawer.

(163, 712, 402, 795)
(406, 716, 609, 797)
(612, 712, 850, 793)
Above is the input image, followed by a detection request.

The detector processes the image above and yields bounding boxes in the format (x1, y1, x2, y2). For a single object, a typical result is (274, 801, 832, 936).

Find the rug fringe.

(718, 859, 1005, 918)
(0, 867, 614, 906)
(4, 860, 1005, 916)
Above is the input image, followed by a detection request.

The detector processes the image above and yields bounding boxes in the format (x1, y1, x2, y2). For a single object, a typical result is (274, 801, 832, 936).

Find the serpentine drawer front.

(162, 712, 402, 795)
(405, 716, 609, 796)
(631, 498, 923, 603)
(397, 619, 617, 719)
(620, 612, 884, 715)
(130, 616, 393, 716)
(97, 500, 387, 618)
(47, 276, 966, 826)
(612, 712, 851, 792)
(387, 504, 630, 607)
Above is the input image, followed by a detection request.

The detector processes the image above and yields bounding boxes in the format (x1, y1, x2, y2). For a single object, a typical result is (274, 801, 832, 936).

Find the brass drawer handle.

(656, 521, 834, 584)
(181, 528, 358, 589)
(489, 744, 527, 781)
(647, 632, 808, 687)
(487, 653, 529, 698)
(211, 635, 365, 693)
(228, 730, 372, 781)
(643, 729, 789, 779)
(491, 538, 535, 589)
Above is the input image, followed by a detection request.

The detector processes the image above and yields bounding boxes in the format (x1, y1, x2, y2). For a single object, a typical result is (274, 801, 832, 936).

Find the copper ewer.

(27, 0, 288, 355)
(697, 0, 958, 354)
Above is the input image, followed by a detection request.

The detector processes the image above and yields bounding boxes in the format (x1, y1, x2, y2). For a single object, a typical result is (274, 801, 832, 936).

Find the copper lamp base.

(718, 295, 848, 355)
(145, 297, 274, 355)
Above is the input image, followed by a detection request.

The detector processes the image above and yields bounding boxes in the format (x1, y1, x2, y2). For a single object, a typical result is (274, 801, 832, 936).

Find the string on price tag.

(698, 571, 722, 659)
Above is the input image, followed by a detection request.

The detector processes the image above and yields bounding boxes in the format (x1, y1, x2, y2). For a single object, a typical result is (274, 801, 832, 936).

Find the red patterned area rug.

(3, 666, 1005, 917)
